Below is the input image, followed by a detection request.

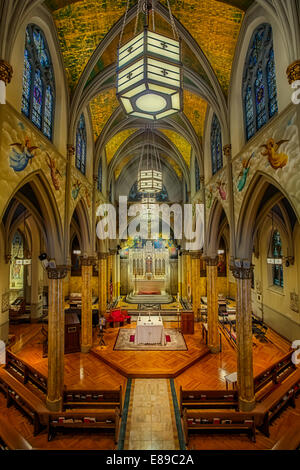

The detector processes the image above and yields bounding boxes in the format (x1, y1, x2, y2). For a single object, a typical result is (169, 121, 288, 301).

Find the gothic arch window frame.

(210, 113, 223, 176)
(75, 113, 87, 175)
(271, 229, 284, 288)
(242, 23, 278, 142)
(22, 24, 56, 141)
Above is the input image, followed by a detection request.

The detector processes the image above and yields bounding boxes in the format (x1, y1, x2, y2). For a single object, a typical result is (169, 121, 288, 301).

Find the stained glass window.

(211, 114, 223, 176)
(195, 157, 201, 192)
(243, 24, 278, 141)
(272, 230, 283, 288)
(97, 159, 102, 192)
(76, 113, 87, 175)
(21, 24, 55, 140)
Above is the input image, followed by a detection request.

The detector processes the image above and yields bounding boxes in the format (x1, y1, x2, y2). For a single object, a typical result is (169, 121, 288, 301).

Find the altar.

(135, 315, 165, 345)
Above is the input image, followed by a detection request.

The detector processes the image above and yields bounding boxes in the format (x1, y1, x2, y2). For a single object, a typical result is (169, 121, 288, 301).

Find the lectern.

(181, 310, 194, 334)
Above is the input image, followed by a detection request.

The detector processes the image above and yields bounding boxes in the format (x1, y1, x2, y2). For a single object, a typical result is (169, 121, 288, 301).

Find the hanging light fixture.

(116, 0, 182, 121)
(137, 126, 163, 193)
(15, 211, 31, 265)
(267, 212, 283, 265)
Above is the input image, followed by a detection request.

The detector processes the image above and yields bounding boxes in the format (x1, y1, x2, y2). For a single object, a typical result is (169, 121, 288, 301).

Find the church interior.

(0, 0, 300, 452)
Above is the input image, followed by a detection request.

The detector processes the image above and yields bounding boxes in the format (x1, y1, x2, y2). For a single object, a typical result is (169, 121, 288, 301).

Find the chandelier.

(117, 0, 182, 121)
(137, 127, 162, 193)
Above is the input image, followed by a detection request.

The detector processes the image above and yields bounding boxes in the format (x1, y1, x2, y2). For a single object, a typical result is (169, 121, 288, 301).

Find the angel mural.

(216, 180, 227, 201)
(72, 180, 81, 200)
(9, 137, 39, 172)
(260, 138, 289, 170)
(237, 152, 254, 192)
(45, 152, 61, 190)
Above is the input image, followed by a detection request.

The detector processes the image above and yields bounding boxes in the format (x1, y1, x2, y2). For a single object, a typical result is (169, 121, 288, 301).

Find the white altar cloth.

(135, 316, 165, 345)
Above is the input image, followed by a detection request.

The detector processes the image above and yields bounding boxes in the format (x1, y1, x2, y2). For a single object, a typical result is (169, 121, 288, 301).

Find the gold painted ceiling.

(160, 130, 192, 168)
(106, 129, 137, 166)
(89, 89, 120, 141)
(161, 0, 244, 95)
(183, 91, 208, 138)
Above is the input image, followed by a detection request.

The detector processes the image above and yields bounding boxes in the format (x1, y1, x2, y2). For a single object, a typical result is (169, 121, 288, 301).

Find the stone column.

(81, 256, 94, 353)
(98, 252, 107, 316)
(232, 259, 255, 411)
(191, 252, 201, 317)
(206, 256, 220, 354)
(46, 266, 67, 411)
(0, 60, 13, 104)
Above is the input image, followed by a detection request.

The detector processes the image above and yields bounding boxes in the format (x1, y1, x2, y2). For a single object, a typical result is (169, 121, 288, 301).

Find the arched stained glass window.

(75, 113, 87, 175)
(97, 159, 102, 192)
(211, 114, 223, 176)
(272, 230, 283, 288)
(195, 157, 200, 192)
(21, 24, 55, 140)
(243, 24, 278, 141)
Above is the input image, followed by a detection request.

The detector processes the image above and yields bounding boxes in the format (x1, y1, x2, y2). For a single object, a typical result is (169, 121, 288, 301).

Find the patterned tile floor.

(124, 379, 179, 450)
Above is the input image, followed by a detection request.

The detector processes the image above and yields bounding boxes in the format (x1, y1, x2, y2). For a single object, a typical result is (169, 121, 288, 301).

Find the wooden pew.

(63, 386, 122, 414)
(254, 368, 300, 437)
(5, 350, 48, 395)
(182, 409, 256, 445)
(254, 351, 295, 397)
(0, 368, 49, 435)
(48, 409, 120, 443)
(180, 387, 239, 415)
(0, 416, 32, 450)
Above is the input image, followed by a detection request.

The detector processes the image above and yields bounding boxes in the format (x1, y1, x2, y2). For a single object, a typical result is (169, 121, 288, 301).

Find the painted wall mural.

(0, 105, 66, 225)
(232, 107, 300, 228)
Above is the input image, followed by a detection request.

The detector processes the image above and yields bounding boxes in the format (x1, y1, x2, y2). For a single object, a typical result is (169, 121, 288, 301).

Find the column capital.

(81, 256, 96, 266)
(97, 252, 108, 260)
(190, 250, 202, 259)
(286, 60, 300, 84)
(47, 265, 68, 279)
(231, 259, 253, 279)
(223, 144, 232, 159)
(109, 249, 117, 255)
(203, 255, 218, 266)
(0, 60, 13, 85)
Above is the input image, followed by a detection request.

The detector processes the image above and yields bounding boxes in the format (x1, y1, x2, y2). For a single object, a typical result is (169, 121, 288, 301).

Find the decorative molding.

(190, 251, 202, 259)
(204, 255, 219, 266)
(47, 266, 68, 280)
(81, 256, 96, 266)
(231, 259, 253, 280)
(1, 292, 9, 313)
(286, 60, 300, 84)
(97, 252, 108, 260)
(223, 144, 232, 158)
(0, 60, 13, 85)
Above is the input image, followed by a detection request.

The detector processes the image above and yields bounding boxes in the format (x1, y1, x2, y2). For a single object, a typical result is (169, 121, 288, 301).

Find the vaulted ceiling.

(44, 0, 254, 187)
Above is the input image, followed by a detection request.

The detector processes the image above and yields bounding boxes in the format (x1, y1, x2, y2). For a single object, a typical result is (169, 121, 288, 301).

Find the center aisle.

(124, 379, 180, 450)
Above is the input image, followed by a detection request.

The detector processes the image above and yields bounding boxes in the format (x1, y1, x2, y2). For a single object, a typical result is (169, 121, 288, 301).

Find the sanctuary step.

(126, 293, 173, 304)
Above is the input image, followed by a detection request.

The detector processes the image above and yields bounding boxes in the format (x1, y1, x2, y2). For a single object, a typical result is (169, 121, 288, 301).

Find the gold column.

(111, 250, 117, 299)
(206, 256, 220, 354)
(178, 252, 182, 297)
(81, 257, 94, 353)
(191, 252, 201, 317)
(46, 266, 67, 411)
(181, 252, 187, 298)
(107, 253, 112, 302)
(286, 60, 300, 84)
(232, 260, 255, 411)
(98, 252, 107, 316)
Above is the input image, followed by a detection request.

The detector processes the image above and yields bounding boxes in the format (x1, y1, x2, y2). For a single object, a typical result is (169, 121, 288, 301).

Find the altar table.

(135, 316, 165, 345)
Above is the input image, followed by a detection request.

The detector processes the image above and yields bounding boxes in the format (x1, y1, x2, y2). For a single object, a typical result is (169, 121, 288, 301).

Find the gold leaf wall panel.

(106, 129, 137, 166)
(183, 91, 208, 138)
(161, 0, 244, 95)
(162, 154, 183, 179)
(89, 89, 120, 141)
(114, 154, 134, 180)
(161, 129, 192, 168)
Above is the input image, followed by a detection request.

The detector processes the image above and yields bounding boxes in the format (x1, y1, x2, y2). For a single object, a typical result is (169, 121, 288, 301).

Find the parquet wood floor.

(91, 322, 210, 378)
